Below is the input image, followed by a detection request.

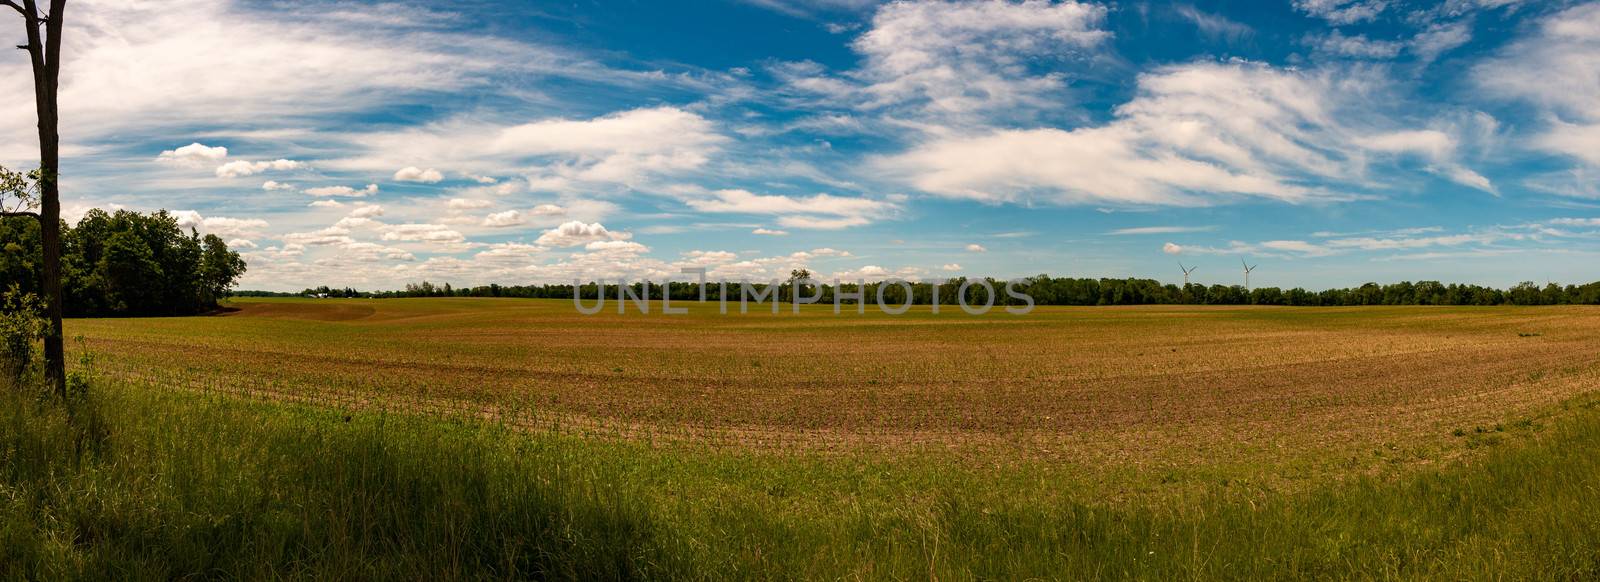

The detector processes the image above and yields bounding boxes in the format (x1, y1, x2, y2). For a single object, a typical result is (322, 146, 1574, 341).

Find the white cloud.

(584, 240, 648, 253)
(531, 204, 566, 216)
(1551, 218, 1600, 227)
(941, 263, 962, 271)
(448, 198, 493, 210)
(170, 211, 269, 238)
(753, 227, 789, 236)
(227, 238, 257, 249)
(1357, 129, 1495, 193)
(341, 242, 416, 262)
(262, 180, 296, 191)
(1475, 4, 1600, 167)
(335, 216, 379, 229)
(1163, 242, 1184, 255)
(779, 0, 1110, 120)
(380, 224, 466, 244)
(156, 143, 227, 166)
(215, 159, 307, 178)
(308, 200, 345, 208)
(535, 221, 631, 247)
(965, 244, 987, 253)
(476, 242, 545, 262)
(1306, 30, 1404, 59)
(172, 210, 203, 230)
(880, 60, 1494, 206)
(482, 210, 525, 227)
(683, 188, 896, 228)
(1110, 226, 1217, 235)
(0, 0, 606, 162)
(1175, 5, 1252, 43)
(343, 107, 726, 187)
(201, 216, 271, 238)
(1180, 228, 1518, 259)
(349, 205, 385, 218)
(1293, 0, 1388, 24)
(282, 229, 353, 247)
(304, 184, 379, 197)
(1411, 20, 1473, 63)
(394, 166, 444, 183)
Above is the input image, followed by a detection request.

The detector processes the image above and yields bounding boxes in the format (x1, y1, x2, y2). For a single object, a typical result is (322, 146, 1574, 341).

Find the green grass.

(4, 378, 1600, 579)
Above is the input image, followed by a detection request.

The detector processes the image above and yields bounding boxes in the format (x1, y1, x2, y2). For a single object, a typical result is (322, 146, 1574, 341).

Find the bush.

(0, 286, 45, 388)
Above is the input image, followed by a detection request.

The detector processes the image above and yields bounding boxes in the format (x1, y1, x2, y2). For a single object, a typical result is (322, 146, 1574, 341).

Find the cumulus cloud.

(584, 240, 648, 253)
(535, 221, 631, 247)
(965, 244, 987, 253)
(531, 204, 566, 216)
(380, 224, 466, 244)
(1163, 242, 1184, 255)
(448, 198, 493, 210)
(394, 166, 444, 183)
(341, 242, 417, 262)
(941, 263, 962, 271)
(216, 159, 307, 178)
(308, 200, 344, 208)
(475, 242, 545, 263)
(304, 184, 379, 197)
(482, 210, 525, 227)
(156, 143, 227, 166)
(262, 180, 296, 191)
(201, 216, 271, 238)
(283, 226, 355, 246)
(171, 211, 270, 238)
(349, 205, 385, 218)
(752, 227, 789, 236)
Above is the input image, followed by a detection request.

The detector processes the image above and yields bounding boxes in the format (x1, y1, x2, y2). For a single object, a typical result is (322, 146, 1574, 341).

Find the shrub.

(0, 285, 45, 388)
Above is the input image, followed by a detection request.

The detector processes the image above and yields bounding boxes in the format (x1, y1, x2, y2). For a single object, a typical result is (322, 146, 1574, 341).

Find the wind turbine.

(1180, 262, 1198, 286)
(1241, 258, 1257, 291)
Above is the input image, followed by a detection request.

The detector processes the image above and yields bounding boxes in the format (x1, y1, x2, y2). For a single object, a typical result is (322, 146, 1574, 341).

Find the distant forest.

(242, 276, 1600, 307)
(1, 210, 247, 316)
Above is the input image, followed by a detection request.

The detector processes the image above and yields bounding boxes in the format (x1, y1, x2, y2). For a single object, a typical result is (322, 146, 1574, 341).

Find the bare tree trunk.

(18, 0, 67, 396)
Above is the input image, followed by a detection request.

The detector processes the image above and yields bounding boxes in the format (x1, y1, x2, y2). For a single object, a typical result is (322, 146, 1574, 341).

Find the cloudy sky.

(3, 0, 1600, 291)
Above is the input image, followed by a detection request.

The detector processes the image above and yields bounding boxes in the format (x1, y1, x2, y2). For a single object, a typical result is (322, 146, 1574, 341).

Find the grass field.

(6, 297, 1600, 578)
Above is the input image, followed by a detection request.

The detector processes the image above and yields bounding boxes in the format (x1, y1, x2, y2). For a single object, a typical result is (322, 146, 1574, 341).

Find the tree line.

(257, 276, 1600, 307)
(1, 209, 247, 316)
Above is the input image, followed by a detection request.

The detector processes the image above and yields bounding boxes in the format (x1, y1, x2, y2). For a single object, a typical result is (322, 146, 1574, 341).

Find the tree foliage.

(279, 276, 1600, 307)
(1, 209, 247, 317)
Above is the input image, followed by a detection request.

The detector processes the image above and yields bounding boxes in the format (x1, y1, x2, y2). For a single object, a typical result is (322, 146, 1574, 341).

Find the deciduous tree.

(6, 0, 67, 396)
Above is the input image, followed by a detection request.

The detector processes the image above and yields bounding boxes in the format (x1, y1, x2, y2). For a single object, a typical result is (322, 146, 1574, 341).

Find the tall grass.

(4, 380, 1600, 579)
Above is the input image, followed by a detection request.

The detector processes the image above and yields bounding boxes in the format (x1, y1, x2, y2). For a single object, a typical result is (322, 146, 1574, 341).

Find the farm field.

(8, 297, 1600, 578)
(67, 297, 1600, 496)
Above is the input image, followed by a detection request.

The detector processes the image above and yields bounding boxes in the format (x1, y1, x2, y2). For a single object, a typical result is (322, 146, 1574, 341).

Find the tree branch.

(1, 210, 41, 220)
(1, 0, 27, 17)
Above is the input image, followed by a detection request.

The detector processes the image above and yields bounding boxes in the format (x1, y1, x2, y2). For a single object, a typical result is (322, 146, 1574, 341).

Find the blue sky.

(4, 0, 1600, 291)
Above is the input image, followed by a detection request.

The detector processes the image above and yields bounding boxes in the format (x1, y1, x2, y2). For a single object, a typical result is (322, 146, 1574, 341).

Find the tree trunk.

(21, 0, 67, 396)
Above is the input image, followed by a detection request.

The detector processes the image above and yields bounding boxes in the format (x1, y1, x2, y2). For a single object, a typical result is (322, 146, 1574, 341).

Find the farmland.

(69, 298, 1600, 493)
(6, 297, 1600, 577)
